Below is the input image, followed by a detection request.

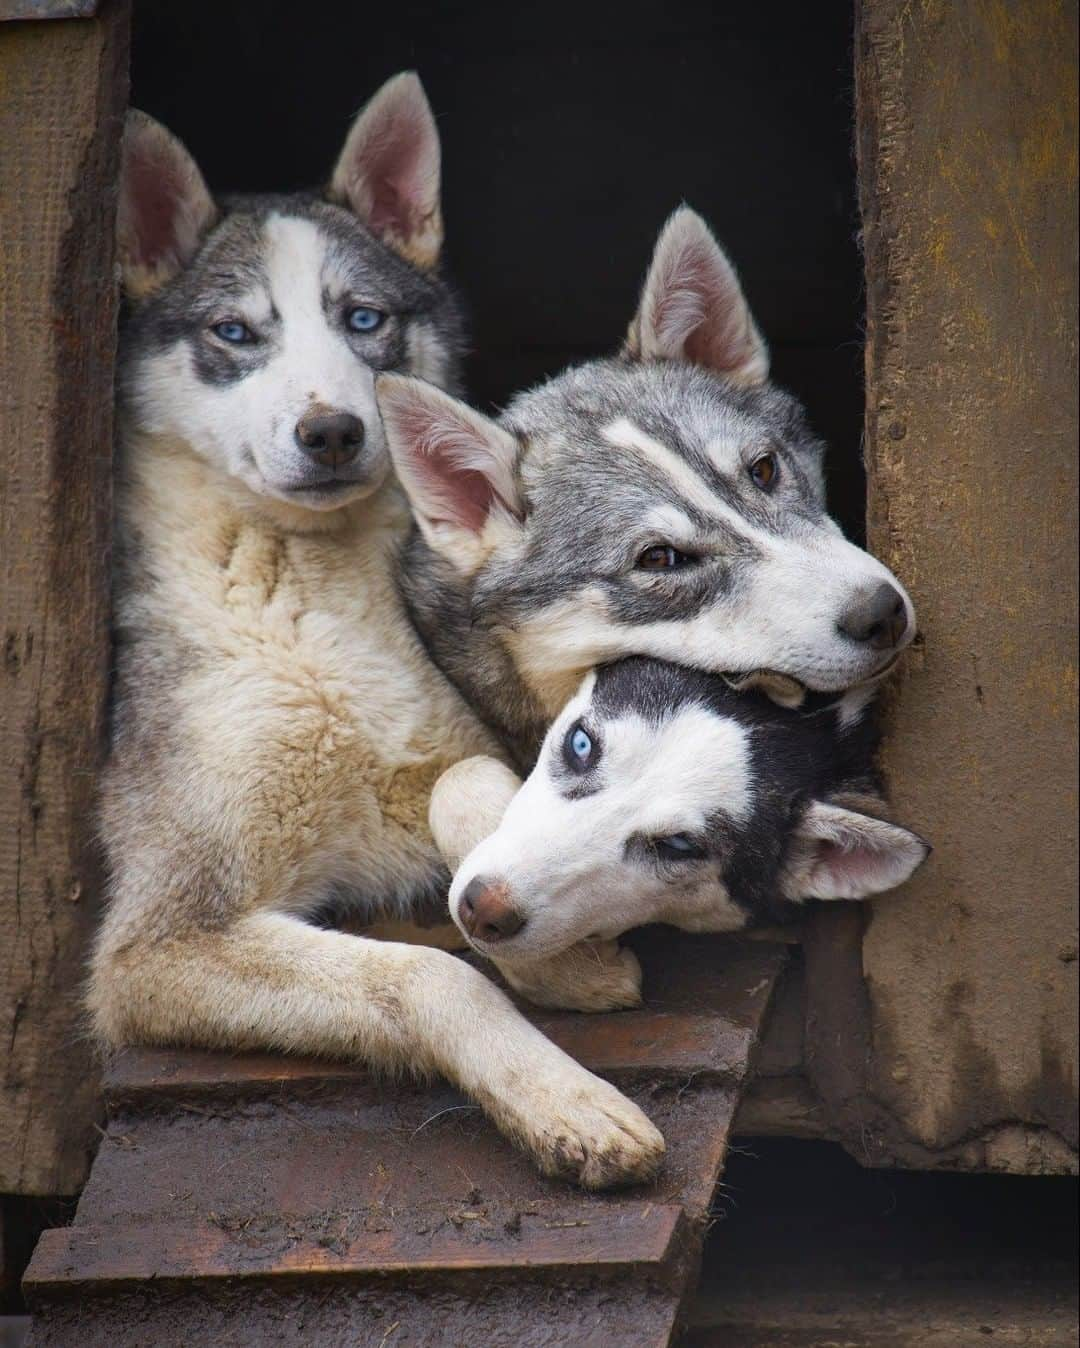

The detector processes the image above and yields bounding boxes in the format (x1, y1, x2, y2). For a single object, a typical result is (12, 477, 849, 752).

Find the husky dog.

(91, 75, 666, 1191)
(92, 126, 916, 1189)
(378, 207, 916, 768)
(438, 661, 929, 985)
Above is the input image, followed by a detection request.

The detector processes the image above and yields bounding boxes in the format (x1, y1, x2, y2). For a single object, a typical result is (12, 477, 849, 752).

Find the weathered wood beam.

(0, 0, 130, 1195)
(817, 0, 1079, 1171)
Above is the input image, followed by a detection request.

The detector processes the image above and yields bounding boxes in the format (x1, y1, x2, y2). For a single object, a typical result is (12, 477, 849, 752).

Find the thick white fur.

(443, 685, 752, 963)
(91, 442, 663, 1188)
(430, 758, 645, 1011)
(94, 80, 665, 1188)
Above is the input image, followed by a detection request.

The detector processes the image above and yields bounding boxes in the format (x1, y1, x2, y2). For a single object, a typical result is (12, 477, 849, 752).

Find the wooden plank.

(25, 1202, 685, 1292)
(825, 0, 1079, 1170)
(25, 932, 784, 1343)
(28, 1281, 684, 1348)
(0, 0, 130, 1194)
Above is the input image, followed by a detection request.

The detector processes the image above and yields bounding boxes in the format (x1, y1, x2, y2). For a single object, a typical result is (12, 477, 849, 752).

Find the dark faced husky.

(378, 207, 916, 765)
(441, 661, 929, 978)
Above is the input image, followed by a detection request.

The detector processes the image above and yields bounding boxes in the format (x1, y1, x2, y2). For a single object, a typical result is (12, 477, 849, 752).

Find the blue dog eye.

(655, 834, 705, 861)
(212, 321, 253, 344)
(347, 306, 385, 333)
(563, 722, 597, 773)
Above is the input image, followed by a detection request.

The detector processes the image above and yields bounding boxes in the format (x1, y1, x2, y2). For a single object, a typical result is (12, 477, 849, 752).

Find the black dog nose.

(837, 582, 910, 651)
(294, 409, 364, 468)
(459, 876, 526, 943)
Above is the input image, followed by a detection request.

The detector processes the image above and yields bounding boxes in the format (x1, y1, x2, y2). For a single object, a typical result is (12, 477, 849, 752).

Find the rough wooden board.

(0, 0, 129, 1195)
(24, 936, 785, 1345)
(827, 0, 1079, 1170)
(22, 1077, 731, 1346)
(27, 1282, 686, 1348)
(26, 1203, 687, 1290)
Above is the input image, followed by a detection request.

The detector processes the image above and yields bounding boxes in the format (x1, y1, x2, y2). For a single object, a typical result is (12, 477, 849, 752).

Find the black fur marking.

(590, 657, 881, 926)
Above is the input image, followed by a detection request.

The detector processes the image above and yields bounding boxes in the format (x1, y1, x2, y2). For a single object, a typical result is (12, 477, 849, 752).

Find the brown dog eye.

(749, 454, 778, 491)
(637, 544, 693, 571)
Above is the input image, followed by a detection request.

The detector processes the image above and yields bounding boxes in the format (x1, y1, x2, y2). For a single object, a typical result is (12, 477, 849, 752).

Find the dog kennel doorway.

(1, 0, 1075, 1221)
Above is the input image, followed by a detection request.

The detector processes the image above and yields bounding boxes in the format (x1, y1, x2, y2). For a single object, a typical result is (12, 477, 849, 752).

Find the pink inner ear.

(650, 248, 707, 354)
(417, 458, 497, 532)
(127, 149, 187, 269)
(394, 401, 502, 533)
(365, 117, 427, 239)
(651, 233, 754, 374)
(814, 840, 888, 891)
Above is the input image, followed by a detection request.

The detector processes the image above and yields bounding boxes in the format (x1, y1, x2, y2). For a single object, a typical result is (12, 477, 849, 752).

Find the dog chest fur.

(105, 433, 502, 925)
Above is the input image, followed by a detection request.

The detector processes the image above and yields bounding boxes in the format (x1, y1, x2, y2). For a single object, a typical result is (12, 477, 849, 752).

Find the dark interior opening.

(686, 1137, 1079, 1342)
(130, 0, 868, 540)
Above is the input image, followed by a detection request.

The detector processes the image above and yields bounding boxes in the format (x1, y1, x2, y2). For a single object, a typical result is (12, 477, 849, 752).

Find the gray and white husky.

(92, 86, 915, 1191)
(93, 75, 667, 1192)
(439, 661, 929, 985)
(379, 207, 916, 766)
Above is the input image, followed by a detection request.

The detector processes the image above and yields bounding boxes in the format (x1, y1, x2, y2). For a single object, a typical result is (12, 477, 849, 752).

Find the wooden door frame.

(0, 0, 130, 1195)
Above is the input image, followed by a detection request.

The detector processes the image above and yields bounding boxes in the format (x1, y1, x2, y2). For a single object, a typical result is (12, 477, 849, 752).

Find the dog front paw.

(498, 940, 644, 1013)
(524, 1072, 665, 1189)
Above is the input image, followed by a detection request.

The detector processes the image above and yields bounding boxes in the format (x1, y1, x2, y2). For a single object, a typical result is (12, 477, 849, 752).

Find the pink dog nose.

(459, 876, 526, 942)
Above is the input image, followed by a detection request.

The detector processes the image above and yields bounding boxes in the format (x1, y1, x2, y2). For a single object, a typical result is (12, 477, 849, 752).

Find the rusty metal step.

(24, 931, 785, 1347)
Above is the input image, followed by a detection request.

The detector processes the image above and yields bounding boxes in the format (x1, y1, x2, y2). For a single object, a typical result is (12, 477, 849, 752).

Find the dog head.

(447, 659, 929, 962)
(117, 73, 462, 511)
(380, 208, 914, 700)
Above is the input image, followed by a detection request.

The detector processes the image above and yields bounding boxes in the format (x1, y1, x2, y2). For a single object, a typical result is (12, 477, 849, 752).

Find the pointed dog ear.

(377, 374, 523, 572)
(117, 110, 217, 299)
(782, 800, 930, 902)
(329, 71, 443, 271)
(625, 207, 769, 385)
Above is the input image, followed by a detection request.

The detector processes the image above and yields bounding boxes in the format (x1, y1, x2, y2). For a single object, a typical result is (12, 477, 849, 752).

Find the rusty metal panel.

(25, 934, 785, 1344)
(832, 0, 1079, 1172)
(0, 0, 129, 1196)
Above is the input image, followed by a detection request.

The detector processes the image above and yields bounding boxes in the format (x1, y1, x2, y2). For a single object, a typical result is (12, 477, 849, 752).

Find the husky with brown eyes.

(440, 658, 929, 970)
(381, 209, 916, 766)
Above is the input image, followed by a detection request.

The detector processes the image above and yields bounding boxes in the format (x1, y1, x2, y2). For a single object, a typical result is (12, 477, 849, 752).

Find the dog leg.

(429, 755, 524, 869)
(90, 910, 663, 1189)
(429, 756, 643, 1012)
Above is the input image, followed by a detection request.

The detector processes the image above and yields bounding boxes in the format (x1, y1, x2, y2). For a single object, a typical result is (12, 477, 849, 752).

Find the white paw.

(500, 941, 644, 1013)
(520, 1070, 665, 1190)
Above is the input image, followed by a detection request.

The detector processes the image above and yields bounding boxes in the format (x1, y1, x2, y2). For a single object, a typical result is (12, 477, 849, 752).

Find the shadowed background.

(130, 0, 867, 538)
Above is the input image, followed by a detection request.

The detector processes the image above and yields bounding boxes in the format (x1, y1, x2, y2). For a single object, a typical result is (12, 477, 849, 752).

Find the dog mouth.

(287, 478, 366, 495)
(721, 669, 808, 707)
(721, 647, 908, 702)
